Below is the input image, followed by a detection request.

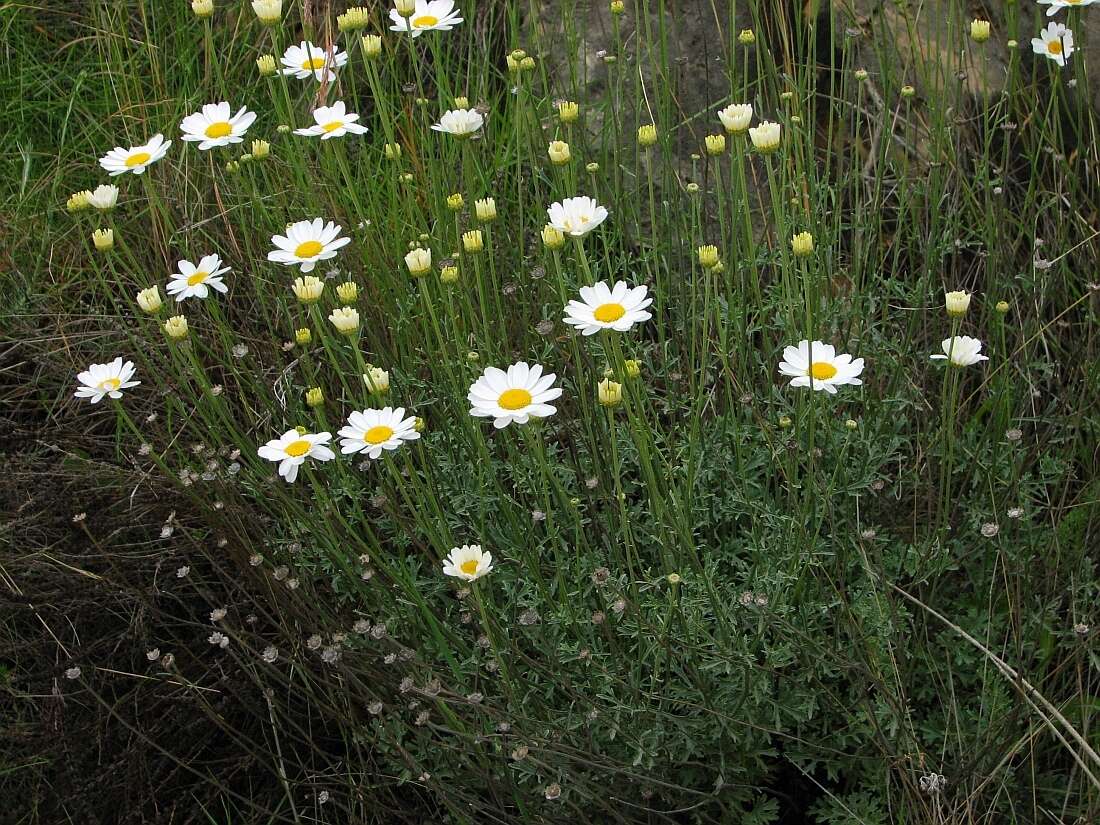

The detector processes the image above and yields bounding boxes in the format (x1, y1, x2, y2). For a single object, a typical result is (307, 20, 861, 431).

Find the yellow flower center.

(809, 362, 838, 380)
(204, 121, 233, 138)
(1048, 40, 1063, 55)
(460, 559, 479, 575)
(126, 151, 151, 167)
(98, 377, 121, 391)
(498, 388, 533, 410)
(322, 120, 345, 133)
(284, 439, 312, 457)
(593, 302, 626, 323)
(294, 240, 324, 258)
(186, 270, 209, 286)
(364, 425, 394, 445)
(302, 56, 327, 69)
(412, 14, 439, 27)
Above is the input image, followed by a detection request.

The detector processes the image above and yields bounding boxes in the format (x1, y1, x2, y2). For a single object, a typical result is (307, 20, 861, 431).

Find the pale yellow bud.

(395, 0, 415, 16)
(191, 0, 213, 18)
(624, 359, 641, 379)
(337, 6, 369, 31)
(363, 366, 390, 394)
(136, 286, 163, 314)
(256, 54, 277, 76)
(474, 198, 497, 222)
(336, 281, 358, 303)
(67, 190, 92, 212)
(440, 264, 459, 283)
(970, 19, 990, 43)
(610, 0, 625, 14)
(945, 290, 971, 318)
(405, 247, 432, 276)
(92, 228, 114, 251)
(292, 276, 324, 303)
(295, 327, 312, 345)
(446, 192, 465, 211)
(164, 315, 189, 339)
(748, 121, 781, 153)
(558, 101, 579, 123)
(305, 387, 325, 407)
(598, 378, 623, 407)
(541, 224, 565, 250)
(328, 306, 360, 335)
(361, 34, 382, 58)
(738, 29, 755, 45)
(384, 142, 402, 160)
(548, 140, 571, 165)
(251, 139, 270, 159)
(251, 0, 281, 25)
(453, 96, 470, 109)
(462, 230, 484, 253)
(791, 232, 814, 258)
(697, 245, 720, 269)
(705, 134, 726, 156)
(637, 124, 658, 147)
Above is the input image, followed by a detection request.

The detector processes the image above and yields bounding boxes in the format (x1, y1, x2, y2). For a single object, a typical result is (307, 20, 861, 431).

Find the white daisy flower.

(1032, 22, 1074, 66)
(280, 41, 348, 82)
(546, 195, 609, 237)
(389, 0, 463, 37)
(294, 102, 369, 139)
(180, 102, 257, 150)
(74, 357, 140, 404)
(563, 281, 652, 335)
(166, 254, 231, 302)
(99, 133, 171, 176)
(431, 108, 484, 137)
(468, 362, 563, 429)
(257, 429, 335, 483)
(717, 103, 753, 133)
(778, 340, 865, 394)
(337, 406, 420, 459)
(1038, 0, 1095, 17)
(86, 184, 119, 210)
(930, 336, 990, 367)
(268, 219, 350, 273)
(442, 544, 492, 582)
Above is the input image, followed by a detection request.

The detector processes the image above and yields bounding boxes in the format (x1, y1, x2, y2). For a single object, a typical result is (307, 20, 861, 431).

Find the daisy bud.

(748, 121, 781, 153)
(996, 300, 1010, 314)
(778, 415, 792, 429)
(453, 96, 470, 109)
(598, 378, 623, 407)
(712, 260, 725, 273)
(225, 160, 239, 173)
(440, 265, 459, 283)
(446, 192, 465, 211)
(466, 351, 480, 362)
(548, 140, 571, 165)
(276, 124, 290, 133)
(845, 419, 858, 430)
(462, 230, 484, 253)
(405, 247, 432, 276)
(305, 387, 325, 407)
(336, 281, 358, 303)
(251, 0, 282, 25)
(67, 190, 92, 212)
(337, 6, 369, 31)
(610, 0, 625, 14)
(541, 224, 565, 250)
(855, 68, 869, 81)
(970, 19, 990, 43)
(686, 182, 700, 193)
(414, 416, 426, 432)
(520, 56, 536, 71)
(624, 359, 641, 379)
(256, 54, 277, 75)
(136, 286, 163, 314)
(88, 184, 118, 211)
(1007, 39, 1017, 49)
(92, 228, 114, 251)
(704, 134, 726, 156)
(558, 101, 579, 123)
(474, 198, 497, 222)
(667, 572, 682, 585)
(718, 103, 752, 134)
(945, 290, 971, 317)
(362, 34, 382, 58)
(506, 54, 520, 73)
(164, 315, 189, 339)
(294, 328, 312, 345)
(586, 162, 600, 173)
(292, 275, 324, 303)
(363, 366, 390, 394)
(637, 124, 658, 147)
(384, 142, 402, 160)
(251, 139, 270, 159)
(900, 85, 915, 99)
(791, 232, 814, 258)
(191, 0, 213, 18)
(328, 306, 360, 335)
(395, 0, 415, 16)
(738, 29, 755, 45)
(697, 245, 720, 269)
